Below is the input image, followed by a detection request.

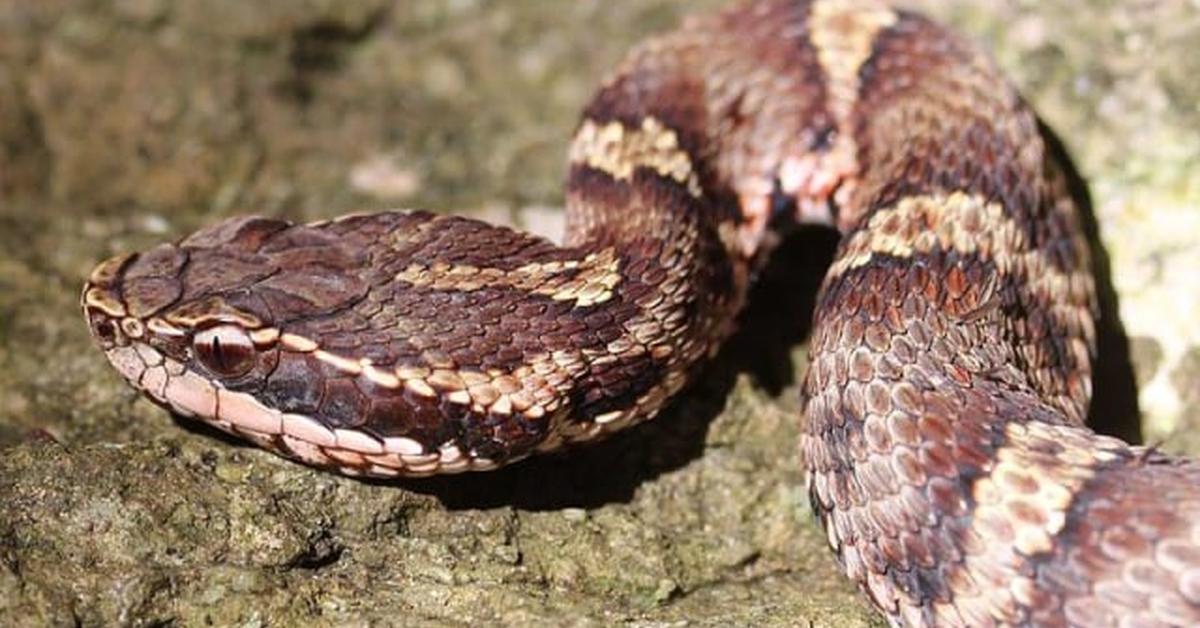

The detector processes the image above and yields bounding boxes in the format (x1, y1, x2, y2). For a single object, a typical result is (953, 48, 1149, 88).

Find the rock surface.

(1, 1, 1197, 626)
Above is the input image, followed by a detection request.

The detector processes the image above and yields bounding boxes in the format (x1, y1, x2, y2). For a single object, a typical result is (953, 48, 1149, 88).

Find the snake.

(79, 0, 1200, 625)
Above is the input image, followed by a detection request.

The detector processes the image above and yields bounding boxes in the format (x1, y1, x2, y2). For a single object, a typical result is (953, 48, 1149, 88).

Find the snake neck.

(544, 1, 844, 445)
(547, 135, 750, 448)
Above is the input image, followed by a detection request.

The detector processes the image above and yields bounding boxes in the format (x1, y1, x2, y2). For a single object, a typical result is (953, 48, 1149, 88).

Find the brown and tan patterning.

(82, 0, 1200, 625)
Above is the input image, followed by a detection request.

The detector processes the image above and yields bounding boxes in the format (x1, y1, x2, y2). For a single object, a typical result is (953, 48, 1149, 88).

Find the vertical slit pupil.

(211, 336, 224, 369)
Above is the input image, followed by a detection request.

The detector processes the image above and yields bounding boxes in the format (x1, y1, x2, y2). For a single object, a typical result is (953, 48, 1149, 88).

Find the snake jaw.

(79, 215, 545, 477)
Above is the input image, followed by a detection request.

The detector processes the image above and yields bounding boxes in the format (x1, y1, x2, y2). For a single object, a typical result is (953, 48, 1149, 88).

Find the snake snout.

(81, 252, 138, 350)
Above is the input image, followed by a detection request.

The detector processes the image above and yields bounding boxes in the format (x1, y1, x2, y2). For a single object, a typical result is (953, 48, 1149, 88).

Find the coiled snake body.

(82, 1, 1200, 625)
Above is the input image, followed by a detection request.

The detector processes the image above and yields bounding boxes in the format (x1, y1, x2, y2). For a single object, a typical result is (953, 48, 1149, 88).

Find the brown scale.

(799, 3, 1200, 626)
(80, 0, 1200, 625)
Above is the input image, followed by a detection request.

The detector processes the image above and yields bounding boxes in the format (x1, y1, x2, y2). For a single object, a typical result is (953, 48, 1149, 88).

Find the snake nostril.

(93, 319, 117, 343)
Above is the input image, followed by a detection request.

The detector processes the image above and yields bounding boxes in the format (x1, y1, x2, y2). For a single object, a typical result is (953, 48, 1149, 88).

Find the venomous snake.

(80, 1, 1200, 625)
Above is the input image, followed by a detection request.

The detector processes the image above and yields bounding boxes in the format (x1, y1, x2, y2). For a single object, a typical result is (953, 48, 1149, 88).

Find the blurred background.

(1, 1, 1198, 625)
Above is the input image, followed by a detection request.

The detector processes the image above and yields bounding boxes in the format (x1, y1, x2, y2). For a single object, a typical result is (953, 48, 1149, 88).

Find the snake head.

(82, 217, 301, 391)
(80, 212, 562, 476)
(80, 215, 379, 444)
(82, 209, 691, 477)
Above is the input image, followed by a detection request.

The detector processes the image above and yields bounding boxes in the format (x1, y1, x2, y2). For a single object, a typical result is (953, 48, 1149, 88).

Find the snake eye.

(193, 325, 257, 377)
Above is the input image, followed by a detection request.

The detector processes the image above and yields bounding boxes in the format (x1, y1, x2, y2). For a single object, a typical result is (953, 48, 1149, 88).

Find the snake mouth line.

(97, 339, 498, 477)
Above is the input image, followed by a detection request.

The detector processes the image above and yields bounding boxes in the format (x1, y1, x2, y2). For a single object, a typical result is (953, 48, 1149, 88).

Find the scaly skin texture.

(81, 0, 1200, 625)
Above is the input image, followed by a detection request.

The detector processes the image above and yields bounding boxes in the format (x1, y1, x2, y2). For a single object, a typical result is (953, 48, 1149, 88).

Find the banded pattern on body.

(82, 0, 1200, 625)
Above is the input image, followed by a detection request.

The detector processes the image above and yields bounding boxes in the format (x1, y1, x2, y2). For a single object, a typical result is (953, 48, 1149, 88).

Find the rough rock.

(1, 0, 1197, 626)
